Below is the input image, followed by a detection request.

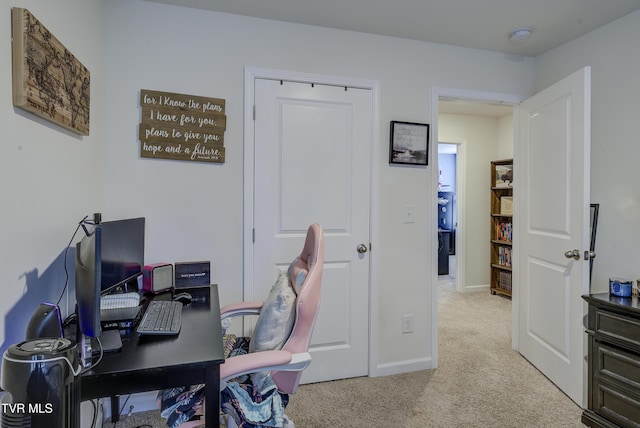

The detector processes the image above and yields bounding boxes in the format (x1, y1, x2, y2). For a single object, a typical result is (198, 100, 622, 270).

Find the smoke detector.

(509, 27, 532, 42)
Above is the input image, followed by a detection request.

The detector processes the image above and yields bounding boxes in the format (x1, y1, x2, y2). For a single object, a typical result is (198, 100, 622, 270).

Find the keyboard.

(137, 300, 182, 336)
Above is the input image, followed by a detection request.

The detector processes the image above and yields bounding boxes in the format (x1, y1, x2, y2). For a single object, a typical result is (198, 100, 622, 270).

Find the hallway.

(438, 254, 456, 292)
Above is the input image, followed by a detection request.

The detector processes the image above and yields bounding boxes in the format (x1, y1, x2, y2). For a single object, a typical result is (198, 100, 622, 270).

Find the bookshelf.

(490, 159, 513, 297)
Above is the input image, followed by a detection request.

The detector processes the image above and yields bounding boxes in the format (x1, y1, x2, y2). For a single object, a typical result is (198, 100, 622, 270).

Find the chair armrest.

(220, 350, 312, 389)
(220, 301, 263, 331)
(221, 301, 264, 315)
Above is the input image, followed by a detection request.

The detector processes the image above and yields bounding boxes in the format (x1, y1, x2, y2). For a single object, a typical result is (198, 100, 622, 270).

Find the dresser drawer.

(593, 341, 640, 427)
(592, 378, 640, 427)
(595, 342, 640, 390)
(593, 308, 640, 350)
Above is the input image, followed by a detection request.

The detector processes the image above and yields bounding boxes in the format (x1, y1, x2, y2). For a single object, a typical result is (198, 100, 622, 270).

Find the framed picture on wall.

(11, 8, 91, 135)
(494, 164, 513, 188)
(389, 121, 429, 165)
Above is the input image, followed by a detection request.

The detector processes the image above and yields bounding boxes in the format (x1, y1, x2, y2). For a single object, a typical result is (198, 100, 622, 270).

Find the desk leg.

(205, 364, 220, 428)
(111, 395, 120, 423)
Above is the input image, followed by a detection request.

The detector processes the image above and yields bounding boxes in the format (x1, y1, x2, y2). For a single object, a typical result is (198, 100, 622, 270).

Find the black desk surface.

(80, 284, 225, 399)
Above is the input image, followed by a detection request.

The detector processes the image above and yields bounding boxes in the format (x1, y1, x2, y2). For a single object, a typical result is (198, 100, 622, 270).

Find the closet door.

(251, 78, 372, 383)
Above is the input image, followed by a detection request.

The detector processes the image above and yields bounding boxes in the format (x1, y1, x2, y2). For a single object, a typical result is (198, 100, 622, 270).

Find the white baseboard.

(373, 356, 433, 377)
(464, 284, 490, 293)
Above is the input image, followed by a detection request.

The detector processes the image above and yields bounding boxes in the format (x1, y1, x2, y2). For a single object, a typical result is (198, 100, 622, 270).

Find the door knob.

(564, 249, 581, 260)
(357, 244, 368, 254)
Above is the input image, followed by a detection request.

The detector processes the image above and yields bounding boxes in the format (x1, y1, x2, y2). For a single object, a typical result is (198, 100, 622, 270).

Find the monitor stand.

(80, 330, 124, 367)
(93, 329, 123, 355)
(80, 334, 92, 367)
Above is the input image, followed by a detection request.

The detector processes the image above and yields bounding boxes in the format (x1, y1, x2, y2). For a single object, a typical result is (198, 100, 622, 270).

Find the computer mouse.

(172, 292, 193, 304)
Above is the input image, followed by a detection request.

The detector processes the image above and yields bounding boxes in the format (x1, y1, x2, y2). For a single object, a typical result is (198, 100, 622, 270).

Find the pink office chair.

(177, 224, 324, 428)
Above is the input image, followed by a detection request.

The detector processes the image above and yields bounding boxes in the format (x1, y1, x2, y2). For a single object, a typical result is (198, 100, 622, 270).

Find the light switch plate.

(403, 205, 415, 223)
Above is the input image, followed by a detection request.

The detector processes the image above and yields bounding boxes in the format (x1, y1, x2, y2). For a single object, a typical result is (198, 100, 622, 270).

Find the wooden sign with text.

(139, 89, 226, 163)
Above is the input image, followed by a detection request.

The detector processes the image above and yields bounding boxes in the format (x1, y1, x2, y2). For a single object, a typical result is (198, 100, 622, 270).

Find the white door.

(517, 67, 591, 406)
(252, 78, 372, 383)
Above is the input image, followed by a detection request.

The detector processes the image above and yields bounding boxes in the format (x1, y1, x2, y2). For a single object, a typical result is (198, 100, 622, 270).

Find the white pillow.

(287, 256, 308, 294)
(249, 271, 296, 354)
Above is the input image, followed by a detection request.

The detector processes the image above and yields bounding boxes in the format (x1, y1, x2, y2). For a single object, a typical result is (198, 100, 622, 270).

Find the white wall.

(534, 10, 640, 293)
(0, 0, 105, 356)
(498, 114, 514, 160)
(437, 153, 456, 192)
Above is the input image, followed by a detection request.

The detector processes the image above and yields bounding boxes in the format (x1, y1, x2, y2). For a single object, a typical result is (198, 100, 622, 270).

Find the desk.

(80, 285, 225, 428)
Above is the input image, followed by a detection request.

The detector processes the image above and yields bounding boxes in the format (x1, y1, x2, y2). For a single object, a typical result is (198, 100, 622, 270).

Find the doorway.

(436, 95, 516, 295)
(432, 68, 591, 405)
(437, 142, 460, 293)
(430, 87, 522, 367)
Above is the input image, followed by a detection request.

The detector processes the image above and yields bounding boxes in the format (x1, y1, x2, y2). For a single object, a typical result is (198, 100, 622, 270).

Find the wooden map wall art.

(139, 89, 226, 163)
(11, 8, 90, 136)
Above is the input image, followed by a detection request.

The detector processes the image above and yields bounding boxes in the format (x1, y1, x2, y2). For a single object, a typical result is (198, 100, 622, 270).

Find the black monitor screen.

(100, 217, 145, 294)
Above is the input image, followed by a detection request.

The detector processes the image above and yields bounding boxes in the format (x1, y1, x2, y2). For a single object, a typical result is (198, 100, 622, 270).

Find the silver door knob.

(357, 244, 368, 254)
(564, 249, 581, 260)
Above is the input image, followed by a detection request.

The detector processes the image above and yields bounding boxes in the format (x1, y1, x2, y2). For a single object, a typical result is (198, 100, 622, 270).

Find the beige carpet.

(283, 284, 583, 427)
(113, 276, 584, 427)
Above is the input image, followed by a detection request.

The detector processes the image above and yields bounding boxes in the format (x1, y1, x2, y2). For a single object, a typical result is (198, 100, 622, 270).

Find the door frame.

(430, 87, 525, 364)
(243, 67, 382, 377)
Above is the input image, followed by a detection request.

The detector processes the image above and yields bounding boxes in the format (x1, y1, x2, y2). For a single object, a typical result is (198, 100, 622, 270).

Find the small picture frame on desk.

(174, 261, 211, 289)
(389, 121, 429, 165)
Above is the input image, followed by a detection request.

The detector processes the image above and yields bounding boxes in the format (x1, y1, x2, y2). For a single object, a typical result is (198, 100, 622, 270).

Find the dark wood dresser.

(583, 293, 640, 427)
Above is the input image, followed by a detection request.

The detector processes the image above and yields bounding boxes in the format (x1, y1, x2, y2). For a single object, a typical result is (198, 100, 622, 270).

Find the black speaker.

(26, 303, 63, 340)
(142, 263, 174, 294)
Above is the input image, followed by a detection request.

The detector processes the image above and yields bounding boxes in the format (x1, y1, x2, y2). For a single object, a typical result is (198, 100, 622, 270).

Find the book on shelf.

(500, 196, 513, 215)
(496, 221, 513, 242)
(498, 247, 512, 267)
(499, 271, 512, 292)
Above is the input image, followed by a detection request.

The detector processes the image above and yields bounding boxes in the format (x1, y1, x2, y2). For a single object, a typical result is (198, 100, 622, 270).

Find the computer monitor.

(75, 217, 145, 338)
(100, 217, 146, 295)
(75, 223, 101, 338)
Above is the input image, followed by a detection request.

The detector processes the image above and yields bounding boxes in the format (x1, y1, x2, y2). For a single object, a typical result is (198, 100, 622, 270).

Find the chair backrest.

(271, 223, 324, 394)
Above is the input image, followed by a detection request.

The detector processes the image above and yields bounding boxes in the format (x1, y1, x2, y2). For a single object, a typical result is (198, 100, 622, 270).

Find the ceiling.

(148, 0, 640, 57)
(147, 0, 640, 116)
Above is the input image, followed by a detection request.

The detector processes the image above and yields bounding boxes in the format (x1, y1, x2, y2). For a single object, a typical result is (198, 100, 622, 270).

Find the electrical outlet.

(403, 205, 415, 223)
(402, 313, 414, 334)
